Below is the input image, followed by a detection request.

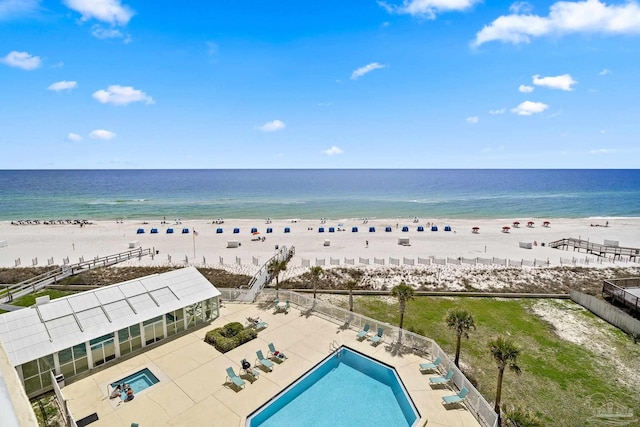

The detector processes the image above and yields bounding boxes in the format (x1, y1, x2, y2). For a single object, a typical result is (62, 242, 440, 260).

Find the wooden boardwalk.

(548, 237, 640, 261)
(602, 278, 640, 314)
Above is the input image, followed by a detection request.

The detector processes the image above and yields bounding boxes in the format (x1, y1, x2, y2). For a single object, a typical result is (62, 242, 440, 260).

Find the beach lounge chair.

(225, 367, 245, 389)
(369, 327, 383, 345)
(182, 227, 189, 234)
(442, 387, 469, 406)
(419, 356, 442, 372)
(385, 226, 392, 232)
(402, 226, 409, 232)
(136, 228, 145, 234)
(216, 228, 223, 233)
(266, 227, 273, 233)
(150, 228, 158, 234)
(256, 350, 274, 370)
(233, 228, 240, 233)
(429, 369, 455, 385)
(356, 324, 370, 340)
(268, 343, 287, 360)
(166, 228, 174, 233)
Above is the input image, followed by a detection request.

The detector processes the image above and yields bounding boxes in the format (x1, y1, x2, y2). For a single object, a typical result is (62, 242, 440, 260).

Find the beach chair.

(369, 327, 383, 345)
(442, 387, 469, 406)
(429, 369, 454, 385)
(268, 343, 287, 360)
(419, 356, 442, 372)
(225, 367, 245, 389)
(256, 350, 274, 370)
(356, 324, 370, 340)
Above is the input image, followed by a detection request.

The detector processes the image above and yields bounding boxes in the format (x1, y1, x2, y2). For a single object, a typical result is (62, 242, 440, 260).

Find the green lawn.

(9, 289, 77, 308)
(353, 296, 640, 427)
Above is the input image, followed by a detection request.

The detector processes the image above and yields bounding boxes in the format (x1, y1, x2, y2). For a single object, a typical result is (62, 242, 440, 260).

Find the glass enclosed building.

(0, 267, 221, 397)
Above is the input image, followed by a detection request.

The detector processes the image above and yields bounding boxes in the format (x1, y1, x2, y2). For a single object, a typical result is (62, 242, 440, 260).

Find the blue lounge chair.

(328, 227, 335, 232)
(284, 227, 290, 233)
(356, 324, 370, 340)
(444, 225, 452, 232)
(266, 227, 273, 233)
(369, 327, 383, 345)
(166, 228, 174, 234)
(319, 227, 324, 233)
(431, 226, 438, 231)
(256, 350, 274, 370)
(417, 226, 424, 232)
(225, 367, 245, 389)
(182, 227, 189, 234)
(419, 356, 442, 372)
(385, 226, 392, 232)
(369, 227, 375, 232)
(352, 227, 358, 232)
(136, 228, 145, 234)
(233, 228, 240, 234)
(216, 228, 223, 233)
(442, 387, 469, 406)
(402, 226, 409, 232)
(429, 369, 455, 385)
(150, 228, 158, 234)
(268, 343, 287, 360)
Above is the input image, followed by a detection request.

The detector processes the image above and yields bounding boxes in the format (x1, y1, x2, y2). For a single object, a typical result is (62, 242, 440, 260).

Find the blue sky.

(1, 0, 639, 169)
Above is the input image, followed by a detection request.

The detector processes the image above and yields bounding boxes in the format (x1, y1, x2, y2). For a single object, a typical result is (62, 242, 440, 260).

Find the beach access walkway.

(0, 248, 152, 306)
(548, 238, 640, 261)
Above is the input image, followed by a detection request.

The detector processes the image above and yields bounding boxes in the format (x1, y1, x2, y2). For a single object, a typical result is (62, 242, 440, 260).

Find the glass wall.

(143, 316, 164, 345)
(90, 333, 116, 367)
(58, 343, 89, 379)
(118, 324, 142, 356)
(166, 309, 185, 337)
(20, 355, 54, 396)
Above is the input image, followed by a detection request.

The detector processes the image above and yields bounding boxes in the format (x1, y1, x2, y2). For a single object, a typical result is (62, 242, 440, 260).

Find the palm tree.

(391, 282, 414, 331)
(268, 259, 288, 298)
(309, 266, 323, 301)
(345, 280, 358, 312)
(445, 309, 476, 367)
(488, 336, 522, 424)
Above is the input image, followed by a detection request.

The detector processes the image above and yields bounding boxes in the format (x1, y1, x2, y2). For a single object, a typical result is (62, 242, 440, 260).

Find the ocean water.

(0, 169, 638, 220)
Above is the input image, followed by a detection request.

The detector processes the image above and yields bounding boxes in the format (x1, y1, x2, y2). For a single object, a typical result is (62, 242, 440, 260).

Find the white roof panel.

(0, 267, 220, 366)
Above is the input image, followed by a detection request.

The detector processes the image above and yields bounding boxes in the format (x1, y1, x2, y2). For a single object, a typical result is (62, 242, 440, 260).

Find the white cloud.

(589, 148, 615, 154)
(351, 62, 386, 80)
(466, 116, 479, 124)
(259, 120, 286, 132)
(473, 0, 640, 47)
(599, 68, 611, 75)
(511, 100, 549, 115)
(489, 108, 506, 114)
(519, 84, 534, 93)
(89, 129, 116, 140)
(91, 25, 124, 39)
(64, 0, 134, 25)
(380, 0, 479, 19)
(509, 1, 533, 14)
(93, 85, 154, 105)
(0, 0, 40, 19)
(533, 74, 577, 91)
(323, 146, 344, 155)
(48, 80, 78, 91)
(67, 133, 82, 141)
(1, 51, 41, 70)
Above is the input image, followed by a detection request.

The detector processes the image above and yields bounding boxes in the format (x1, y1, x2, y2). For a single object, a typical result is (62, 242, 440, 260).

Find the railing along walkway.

(549, 238, 640, 261)
(0, 247, 152, 304)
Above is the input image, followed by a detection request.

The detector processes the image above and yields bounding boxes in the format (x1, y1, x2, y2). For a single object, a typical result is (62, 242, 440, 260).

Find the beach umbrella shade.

(513, 221, 520, 226)
(502, 226, 511, 232)
(528, 221, 535, 227)
(472, 227, 480, 233)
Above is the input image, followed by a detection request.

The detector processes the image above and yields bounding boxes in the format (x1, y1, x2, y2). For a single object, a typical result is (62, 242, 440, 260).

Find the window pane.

(130, 324, 141, 337)
(58, 348, 73, 365)
(90, 333, 114, 346)
(41, 372, 52, 387)
(73, 343, 87, 358)
(118, 328, 130, 342)
(22, 361, 39, 379)
(120, 342, 131, 356)
(143, 316, 162, 326)
(39, 355, 54, 372)
(75, 357, 88, 374)
(24, 376, 42, 395)
(60, 363, 75, 378)
(131, 337, 142, 351)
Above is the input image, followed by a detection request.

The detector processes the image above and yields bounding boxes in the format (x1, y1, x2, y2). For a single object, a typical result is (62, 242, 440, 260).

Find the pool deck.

(63, 303, 482, 427)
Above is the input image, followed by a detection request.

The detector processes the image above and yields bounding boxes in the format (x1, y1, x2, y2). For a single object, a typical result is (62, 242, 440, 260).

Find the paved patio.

(63, 302, 481, 427)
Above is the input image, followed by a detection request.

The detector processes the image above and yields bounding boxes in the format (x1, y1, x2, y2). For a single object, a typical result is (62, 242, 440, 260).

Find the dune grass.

(9, 289, 76, 308)
(354, 296, 640, 427)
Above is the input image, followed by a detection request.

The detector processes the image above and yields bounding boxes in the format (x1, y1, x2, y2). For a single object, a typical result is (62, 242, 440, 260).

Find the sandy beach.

(2, 217, 639, 280)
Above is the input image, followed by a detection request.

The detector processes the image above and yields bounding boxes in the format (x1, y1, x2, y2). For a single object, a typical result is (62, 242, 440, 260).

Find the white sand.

(1, 217, 639, 277)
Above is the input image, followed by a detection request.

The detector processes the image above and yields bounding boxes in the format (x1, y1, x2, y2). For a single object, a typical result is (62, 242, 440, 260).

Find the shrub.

(204, 322, 257, 353)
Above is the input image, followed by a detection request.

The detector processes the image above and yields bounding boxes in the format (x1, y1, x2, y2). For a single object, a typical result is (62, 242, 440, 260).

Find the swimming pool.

(246, 346, 419, 427)
(110, 367, 159, 396)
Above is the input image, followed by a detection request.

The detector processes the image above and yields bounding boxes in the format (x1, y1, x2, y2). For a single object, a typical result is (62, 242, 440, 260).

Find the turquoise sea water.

(1, 169, 638, 220)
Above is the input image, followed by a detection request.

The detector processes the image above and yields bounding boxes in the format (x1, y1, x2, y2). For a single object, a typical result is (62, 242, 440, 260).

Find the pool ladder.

(329, 340, 341, 357)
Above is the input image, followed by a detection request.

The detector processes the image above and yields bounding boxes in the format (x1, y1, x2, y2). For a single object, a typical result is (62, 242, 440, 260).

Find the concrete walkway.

(63, 303, 481, 427)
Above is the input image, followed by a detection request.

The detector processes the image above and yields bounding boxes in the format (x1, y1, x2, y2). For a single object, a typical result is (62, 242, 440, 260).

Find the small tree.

(391, 282, 414, 331)
(345, 280, 358, 312)
(489, 336, 522, 424)
(268, 259, 288, 298)
(445, 309, 476, 367)
(309, 266, 324, 301)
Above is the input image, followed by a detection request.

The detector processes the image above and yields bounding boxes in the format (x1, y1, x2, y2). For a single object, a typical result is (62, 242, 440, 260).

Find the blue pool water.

(110, 367, 159, 396)
(246, 346, 419, 427)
